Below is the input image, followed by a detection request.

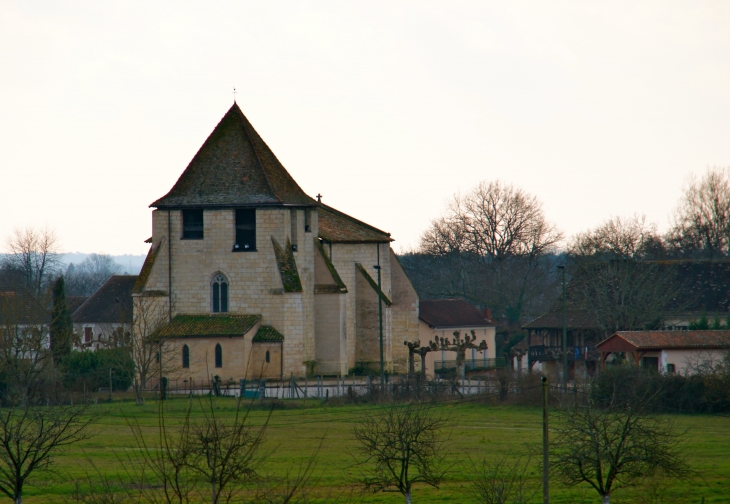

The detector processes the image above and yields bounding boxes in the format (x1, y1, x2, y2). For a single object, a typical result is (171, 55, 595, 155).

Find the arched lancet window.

(182, 344, 190, 368)
(211, 273, 229, 313)
(265, 350, 270, 363)
(215, 343, 222, 368)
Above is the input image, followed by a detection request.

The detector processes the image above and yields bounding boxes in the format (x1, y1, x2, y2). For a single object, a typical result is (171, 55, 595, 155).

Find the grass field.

(14, 395, 730, 503)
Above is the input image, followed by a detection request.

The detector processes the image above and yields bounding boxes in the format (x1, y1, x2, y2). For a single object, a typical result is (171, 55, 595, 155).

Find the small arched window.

(265, 350, 270, 363)
(215, 343, 222, 368)
(211, 273, 229, 313)
(182, 344, 190, 368)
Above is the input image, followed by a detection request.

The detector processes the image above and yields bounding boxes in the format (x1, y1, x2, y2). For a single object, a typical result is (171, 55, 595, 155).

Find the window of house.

(304, 209, 312, 232)
(211, 273, 228, 313)
(182, 345, 190, 368)
(182, 209, 204, 239)
(642, 356, 659, 372)
(234, 209, 256, 251)
(265, 350, 270, 363)
(215, 343, 222, 368)
(84, 327, 92, 343)
(666, 363, 676, 373)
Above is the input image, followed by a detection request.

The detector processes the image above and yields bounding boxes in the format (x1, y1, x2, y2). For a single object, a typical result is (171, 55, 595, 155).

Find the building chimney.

(483, 307, 492, 321)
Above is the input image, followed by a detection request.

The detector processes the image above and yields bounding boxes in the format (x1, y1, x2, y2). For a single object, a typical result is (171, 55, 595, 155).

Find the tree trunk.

(404, 490, 412, 504)
(602, 494, 610, 504)
(15, 495, 22, 504)
(134, 381, 145, 405)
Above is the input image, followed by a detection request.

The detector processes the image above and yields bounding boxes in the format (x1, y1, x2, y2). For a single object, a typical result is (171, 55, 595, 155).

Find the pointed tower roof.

(152, 103, 317, 208)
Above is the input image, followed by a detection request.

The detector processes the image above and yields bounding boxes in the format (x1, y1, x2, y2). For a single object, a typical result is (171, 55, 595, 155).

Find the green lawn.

(14, 396, 730, 503)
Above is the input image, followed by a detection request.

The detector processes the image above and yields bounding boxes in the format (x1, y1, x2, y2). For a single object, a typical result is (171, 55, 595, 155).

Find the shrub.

(590, 364, 730, 414)
(61, 348, 134, 392)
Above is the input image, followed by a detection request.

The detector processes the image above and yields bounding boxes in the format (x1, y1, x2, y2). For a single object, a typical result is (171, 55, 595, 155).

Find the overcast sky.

(1, 1, 729, 256)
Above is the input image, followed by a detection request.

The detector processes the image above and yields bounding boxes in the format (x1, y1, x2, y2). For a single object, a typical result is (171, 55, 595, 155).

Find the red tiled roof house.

(418, 299, 497, 378)
(597, 330, 730, 374)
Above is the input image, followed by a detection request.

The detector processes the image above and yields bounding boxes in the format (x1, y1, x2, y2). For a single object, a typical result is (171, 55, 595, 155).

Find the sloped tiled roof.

(155, 314, 261, 339)
(133, 239, 163, 294)
(272, 238, 302, 292)
(419, 299, 494, 328)
(0, 291, 50, 325)
(151, 103, 316, 208)
(523, 310, 599, 330)
(598, 330, 730, 350)
(510, 335, 544, 354)
(67, 296, 88, 314)
(314, 239, 347, 292)
(73, 276, 137, 324)
(318, 205, 391, 243)
(355, 263, 392, 306)
(253, 325, 284, 342)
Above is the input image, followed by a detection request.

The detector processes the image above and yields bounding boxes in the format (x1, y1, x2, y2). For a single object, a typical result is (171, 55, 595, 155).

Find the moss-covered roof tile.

(151, 104, 317, 208)
(133, 240, 163, 294)
(315, 239, 347, 292)
(272, 237, 303, 292)
(253, 325, 284, 342)
(155, 314, 261, 339)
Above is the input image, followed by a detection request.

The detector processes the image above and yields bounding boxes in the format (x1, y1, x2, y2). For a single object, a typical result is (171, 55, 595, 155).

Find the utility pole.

(542, 375, 549, 504)
(374, 245, 385, 388)
(558, 265, 568, 389)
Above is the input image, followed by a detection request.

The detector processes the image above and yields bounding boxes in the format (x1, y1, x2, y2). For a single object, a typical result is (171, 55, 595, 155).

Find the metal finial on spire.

(232, 87, 237, 103)
(316, 193, 322, 203)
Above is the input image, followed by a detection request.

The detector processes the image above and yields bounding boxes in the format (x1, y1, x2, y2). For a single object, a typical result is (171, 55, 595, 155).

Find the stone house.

(0, 289, 51, 356)
(72, 275, 137, 349)
(417, 299, 497, 378)
(132, 103, 418, 384)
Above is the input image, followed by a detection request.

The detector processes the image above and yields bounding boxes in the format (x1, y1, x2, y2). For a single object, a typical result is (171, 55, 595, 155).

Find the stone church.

(132, 103, 418, 382)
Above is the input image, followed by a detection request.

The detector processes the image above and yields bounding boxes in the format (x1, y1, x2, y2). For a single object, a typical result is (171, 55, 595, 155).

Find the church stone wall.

(388, 250, 418, 373)
(141, 208, 416, 379)
(250, 342, 283, 379)
(145, 207, 313, 378)
(328, 242, 393, 371)
(314, 293, 342, 374)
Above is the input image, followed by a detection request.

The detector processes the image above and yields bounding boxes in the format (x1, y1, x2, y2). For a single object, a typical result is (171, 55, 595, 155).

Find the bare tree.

(667, 167, 730, 258)
(66, 459, 131, 504)
(187, 396, 267, 504)
(551, 396, 690, 504)
(64, 255, 122, 297)
(0, 291, 53, 405)
(416, 181, 562, 326)
(468, 456, 536, 504)
(404, 340, 436, 381)
(352, 403, 449, 504)
(129, 296, 173, 405)
(433, 330, 487, 380)
(3, 227, 62, 297)
(125, 395, 273, 504)
(0, 403, 95, 504)
(568, 216, 678, 336)
(125, 399, 196, 504)
(251, 440, 323, 504)
(570, 215, 664, 260)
